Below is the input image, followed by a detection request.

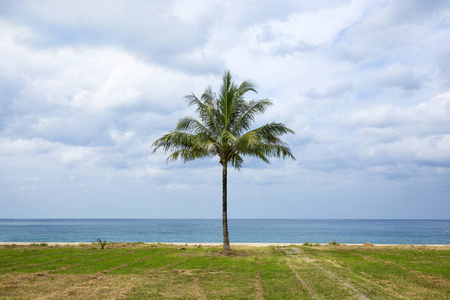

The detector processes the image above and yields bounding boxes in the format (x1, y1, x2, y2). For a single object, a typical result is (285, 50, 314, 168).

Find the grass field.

(0, 243, 448, 299)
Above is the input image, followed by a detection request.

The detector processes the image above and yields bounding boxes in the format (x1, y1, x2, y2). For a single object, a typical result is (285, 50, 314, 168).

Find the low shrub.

(97, 238, 107, 250)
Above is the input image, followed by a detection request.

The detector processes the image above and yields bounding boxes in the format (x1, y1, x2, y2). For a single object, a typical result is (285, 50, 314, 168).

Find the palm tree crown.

(153, 71, 295, 168)
(152, 71, 295, 250)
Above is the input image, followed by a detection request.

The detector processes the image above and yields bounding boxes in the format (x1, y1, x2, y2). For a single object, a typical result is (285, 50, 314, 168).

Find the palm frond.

(254, 122, 295, 140)
(231, 99, 273, 135)
(152, 131, 196, 153)
(227, 81, 257, 127)
(243, 142, 295, 162)
(200, 87, 216, 106)
(234, 123, 296, 161)
(175, 117, 209, 134)
(166, 148, 212, 163)
(229, 153, 244, 169)
(184, 92, 221, 138)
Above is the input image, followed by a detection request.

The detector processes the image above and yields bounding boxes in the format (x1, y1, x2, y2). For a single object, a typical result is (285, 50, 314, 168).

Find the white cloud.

(376, 62, 424, 90)
(265, 1, 368, 46)
(0, 137, 55, 155)
(414, 92, 450, 123)
(305, 82, 353, 99)
(339, 92, 450, 174)
(363, 135, 450, 166)
(58, 146, 97, 167)
(347, 92, 450, 129)
(347, 105, 409, 127)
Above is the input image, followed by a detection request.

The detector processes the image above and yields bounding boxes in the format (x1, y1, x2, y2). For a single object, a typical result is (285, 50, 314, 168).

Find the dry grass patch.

(0, 273, 140, 300)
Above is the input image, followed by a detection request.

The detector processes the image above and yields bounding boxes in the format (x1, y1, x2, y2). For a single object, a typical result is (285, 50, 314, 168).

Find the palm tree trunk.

(222, 162, 231, 251)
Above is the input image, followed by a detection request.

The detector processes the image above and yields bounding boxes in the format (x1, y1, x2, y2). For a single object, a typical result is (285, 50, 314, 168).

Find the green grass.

(0, 243, 448, 299)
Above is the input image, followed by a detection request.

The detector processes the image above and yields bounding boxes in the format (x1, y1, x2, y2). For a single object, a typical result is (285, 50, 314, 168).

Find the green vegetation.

(0, 244, 448, 299)
(152, 71, 295, 250)
(97, 238, 108, 250)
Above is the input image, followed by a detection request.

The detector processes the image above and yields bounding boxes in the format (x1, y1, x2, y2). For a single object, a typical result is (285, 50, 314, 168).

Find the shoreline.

(0, 242, 448, 247)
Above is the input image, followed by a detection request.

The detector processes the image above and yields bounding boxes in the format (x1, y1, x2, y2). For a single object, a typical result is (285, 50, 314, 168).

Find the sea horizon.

(1, 219, 449, 245)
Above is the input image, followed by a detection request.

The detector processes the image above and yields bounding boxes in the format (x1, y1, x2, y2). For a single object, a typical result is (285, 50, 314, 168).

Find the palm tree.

(152, 71, 295, 251)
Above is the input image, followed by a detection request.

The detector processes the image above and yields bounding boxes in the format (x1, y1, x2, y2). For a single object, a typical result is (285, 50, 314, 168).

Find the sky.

(0, 0, 449, 219)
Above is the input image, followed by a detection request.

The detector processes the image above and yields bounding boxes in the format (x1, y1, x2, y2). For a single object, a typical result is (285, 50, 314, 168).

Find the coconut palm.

(152, 71, 295, 251)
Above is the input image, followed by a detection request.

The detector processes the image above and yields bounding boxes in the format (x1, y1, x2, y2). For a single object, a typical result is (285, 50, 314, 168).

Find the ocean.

(0, 219, 449, 245)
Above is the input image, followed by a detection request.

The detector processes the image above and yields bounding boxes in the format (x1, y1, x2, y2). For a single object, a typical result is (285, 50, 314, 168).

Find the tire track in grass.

(306, 248, 438, 299)
(283, 247, 369, 300)
(193, 276, 207, 300)
(353, 249, 449, 274)
(285, 258, 318, 300)
(254, 270, 265, 300)
(346, 250, 450, 294)
(347, 250, 443, 279)
(301, 257, 368, 300)
(282, 248, 318, 300)
(303, 250, 391, 297)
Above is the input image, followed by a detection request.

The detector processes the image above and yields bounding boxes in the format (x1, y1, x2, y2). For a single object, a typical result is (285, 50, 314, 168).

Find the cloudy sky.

(1, 0, 449, 219)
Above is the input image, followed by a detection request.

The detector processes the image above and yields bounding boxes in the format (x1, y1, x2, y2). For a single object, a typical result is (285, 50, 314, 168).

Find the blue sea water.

(0, 219, 449, 245)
